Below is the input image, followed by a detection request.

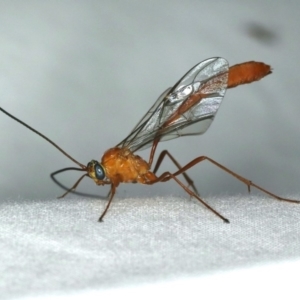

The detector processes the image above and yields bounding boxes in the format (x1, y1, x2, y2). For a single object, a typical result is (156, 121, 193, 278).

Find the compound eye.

(94, 163, 105, 180)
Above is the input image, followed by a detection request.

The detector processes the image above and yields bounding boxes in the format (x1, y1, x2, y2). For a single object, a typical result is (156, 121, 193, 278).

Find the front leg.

(98, 184, 116, 222)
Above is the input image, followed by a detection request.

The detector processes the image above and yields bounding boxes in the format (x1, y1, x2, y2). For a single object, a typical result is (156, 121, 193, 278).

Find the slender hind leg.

(152, 150, 200, 196)
(171, 155, 299, 204)
(147, 155, 299, 223)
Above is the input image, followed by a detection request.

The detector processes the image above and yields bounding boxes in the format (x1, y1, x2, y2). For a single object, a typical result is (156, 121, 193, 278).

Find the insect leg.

(57, 173, 88, 198)
(152, 150, 200, 196)
(147, 171, 229, 223)
(148, 138, 160, 168)
(51, 168, 105, 199)
(98, 184, 116, 222)
(171, 156, 300, 204)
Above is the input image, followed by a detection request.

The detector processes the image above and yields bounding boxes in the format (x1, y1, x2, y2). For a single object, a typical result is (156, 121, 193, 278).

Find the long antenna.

(0, 107, 86, 169)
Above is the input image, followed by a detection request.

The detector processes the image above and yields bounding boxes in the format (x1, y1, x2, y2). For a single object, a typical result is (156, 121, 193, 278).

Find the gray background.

(1, 1, 299, 202)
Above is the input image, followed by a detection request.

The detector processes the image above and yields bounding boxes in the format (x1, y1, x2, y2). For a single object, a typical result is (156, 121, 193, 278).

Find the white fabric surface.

(1, 195, 300, 299)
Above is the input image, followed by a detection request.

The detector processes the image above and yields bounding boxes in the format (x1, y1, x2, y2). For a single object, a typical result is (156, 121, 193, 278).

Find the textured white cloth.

(1, 195, 300, 299)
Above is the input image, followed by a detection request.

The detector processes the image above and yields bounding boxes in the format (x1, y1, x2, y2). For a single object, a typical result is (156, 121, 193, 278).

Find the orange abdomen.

(228, 61, 271, 88)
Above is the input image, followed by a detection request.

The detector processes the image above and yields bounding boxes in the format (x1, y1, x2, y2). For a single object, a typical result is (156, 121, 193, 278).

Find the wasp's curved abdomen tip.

(228, 61, 271, 89)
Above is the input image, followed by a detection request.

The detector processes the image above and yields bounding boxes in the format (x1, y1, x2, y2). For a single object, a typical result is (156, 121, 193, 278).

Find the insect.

(1, 57, 299, 223)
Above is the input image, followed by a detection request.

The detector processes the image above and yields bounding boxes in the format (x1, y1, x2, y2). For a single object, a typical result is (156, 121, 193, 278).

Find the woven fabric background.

(1, 196, 300, 299)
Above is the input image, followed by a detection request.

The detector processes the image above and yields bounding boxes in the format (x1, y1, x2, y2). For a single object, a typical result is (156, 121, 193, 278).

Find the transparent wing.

(117, 57, 229, 152)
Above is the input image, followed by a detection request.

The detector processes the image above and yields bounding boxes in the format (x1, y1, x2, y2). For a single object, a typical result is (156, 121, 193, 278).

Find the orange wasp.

(1, 57, 298, 223)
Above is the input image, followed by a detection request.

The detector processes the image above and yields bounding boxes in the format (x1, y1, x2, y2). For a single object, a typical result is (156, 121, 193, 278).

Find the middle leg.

(152, 150, 200, 196)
